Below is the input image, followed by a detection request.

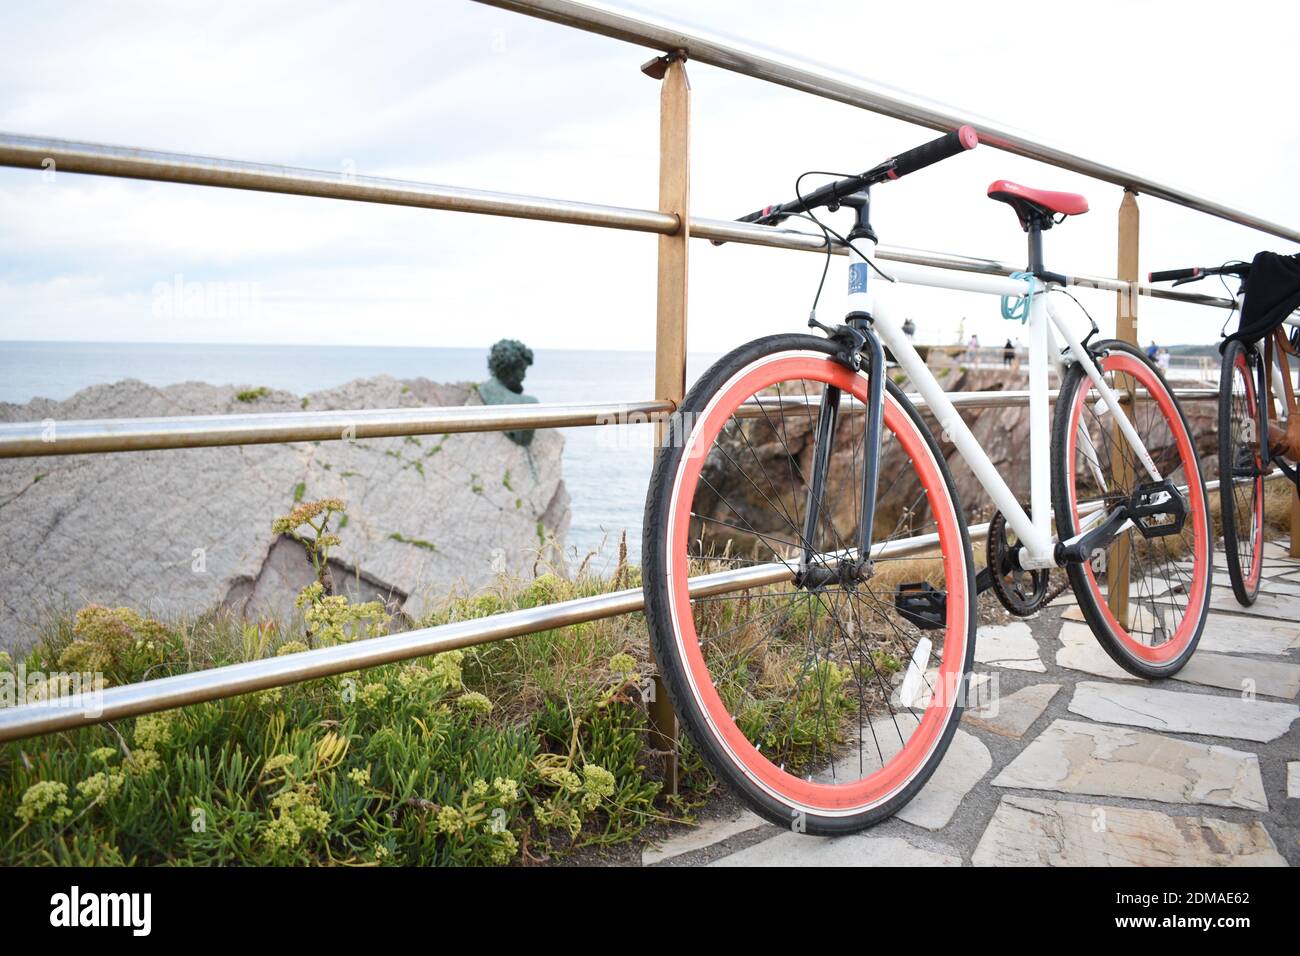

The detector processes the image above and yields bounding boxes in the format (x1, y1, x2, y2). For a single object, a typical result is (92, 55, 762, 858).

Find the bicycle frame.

(839, 240, 1163, 570)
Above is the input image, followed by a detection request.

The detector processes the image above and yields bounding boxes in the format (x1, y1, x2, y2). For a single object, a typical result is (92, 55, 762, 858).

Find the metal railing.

(476, 0, 1300, 244)
(0, 0, 1294, 746)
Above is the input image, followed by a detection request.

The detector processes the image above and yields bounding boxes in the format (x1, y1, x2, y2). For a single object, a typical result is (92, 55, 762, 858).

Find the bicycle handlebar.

(887, 126, 979, 180)
(1148, 267, 1202, 283)
(733, 126, 979, 230)
(1147, 262, 1250, 285)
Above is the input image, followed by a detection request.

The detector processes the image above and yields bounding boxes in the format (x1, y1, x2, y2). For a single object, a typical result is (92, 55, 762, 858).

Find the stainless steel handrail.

(0, 389, 1219, 458)
(0, 133, 1237, 311)
(0, 467, 1283, 743)
(0, 399, 674, 458)
(476, 0, 1300, 244)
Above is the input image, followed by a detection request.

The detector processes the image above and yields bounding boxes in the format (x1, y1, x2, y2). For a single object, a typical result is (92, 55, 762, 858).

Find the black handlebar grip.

(887, 125, 978, 180)
(1148, 267, 1201, 283)
(738, 204, 781, 225)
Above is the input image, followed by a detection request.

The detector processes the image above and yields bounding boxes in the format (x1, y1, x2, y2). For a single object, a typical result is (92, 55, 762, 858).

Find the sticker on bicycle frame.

(848, 262, 869, 295)
(898, 636, 932, 708)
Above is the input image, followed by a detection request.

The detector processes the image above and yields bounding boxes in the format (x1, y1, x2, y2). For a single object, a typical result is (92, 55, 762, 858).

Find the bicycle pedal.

(894, 581, 947, 630)
(1129, 478, 1187, 539)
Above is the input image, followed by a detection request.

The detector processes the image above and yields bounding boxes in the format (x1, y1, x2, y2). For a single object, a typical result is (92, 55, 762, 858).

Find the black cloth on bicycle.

(1229, 252, 1300, 346)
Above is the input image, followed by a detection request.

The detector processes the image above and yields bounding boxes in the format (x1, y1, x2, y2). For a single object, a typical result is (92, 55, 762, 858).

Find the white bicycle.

(642, 127, 1212, 834)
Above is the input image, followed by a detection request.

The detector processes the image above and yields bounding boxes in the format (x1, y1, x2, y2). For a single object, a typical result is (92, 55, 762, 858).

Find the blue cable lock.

(1001, 272, 1039, 323)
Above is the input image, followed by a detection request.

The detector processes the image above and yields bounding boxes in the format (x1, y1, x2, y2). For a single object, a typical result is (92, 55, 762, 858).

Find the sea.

(0, 341, 723, 573)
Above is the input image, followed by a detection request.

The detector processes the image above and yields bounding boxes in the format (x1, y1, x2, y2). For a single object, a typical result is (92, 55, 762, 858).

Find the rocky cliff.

(0, 376, 570, 649)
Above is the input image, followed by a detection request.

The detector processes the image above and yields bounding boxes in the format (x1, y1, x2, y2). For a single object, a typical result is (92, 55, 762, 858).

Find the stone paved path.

(641, 537, 1300, 867)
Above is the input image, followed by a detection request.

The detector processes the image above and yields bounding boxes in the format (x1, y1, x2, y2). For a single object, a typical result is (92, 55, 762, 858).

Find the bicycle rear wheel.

(1050, 339, 1212, 679)
(1218, 339, 1265, 606)
(643, 334, 976, 835)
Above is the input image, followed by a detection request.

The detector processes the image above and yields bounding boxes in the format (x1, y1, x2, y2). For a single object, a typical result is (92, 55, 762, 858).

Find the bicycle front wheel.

(1218, 339, 1264, 606)
(1050, 339, 1212, 678)
(643, 334, 976, 835)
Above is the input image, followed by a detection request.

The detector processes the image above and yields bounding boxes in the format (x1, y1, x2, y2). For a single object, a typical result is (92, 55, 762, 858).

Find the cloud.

(0, 0, 1296, 355)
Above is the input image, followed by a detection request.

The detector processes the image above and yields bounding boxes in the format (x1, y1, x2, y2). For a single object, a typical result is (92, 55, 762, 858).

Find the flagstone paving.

(974, 622, 1046, 672)
(642, 538, 1300, 867)
(1209, 587, 1300, 619)
(964, 682, 1061, 739)
(991, 718, 1268, 810)
(1195, 612, 1300, 656)
(641, 809, 770, 865)
(1055, 621, 1141, 682)
(711, 831, 962, 867)
(1067, 681, 1299, 742)
(971, 796, 1287, 867)
(1173, 650, 1300, 699)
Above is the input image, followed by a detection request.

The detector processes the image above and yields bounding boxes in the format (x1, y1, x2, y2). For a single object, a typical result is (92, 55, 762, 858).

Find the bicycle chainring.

(987, 509, 1051, 616)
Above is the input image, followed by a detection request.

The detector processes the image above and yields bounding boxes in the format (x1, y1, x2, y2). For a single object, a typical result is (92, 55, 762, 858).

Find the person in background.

(967, 334, 980, 364)
(1146, 341, 1159, 360)
(1002, 338, 1014, 367)
(1157, 347, 1171, 372)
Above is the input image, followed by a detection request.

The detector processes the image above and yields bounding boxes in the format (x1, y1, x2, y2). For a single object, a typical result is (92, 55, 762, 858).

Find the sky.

(1, 0, 1297, 354)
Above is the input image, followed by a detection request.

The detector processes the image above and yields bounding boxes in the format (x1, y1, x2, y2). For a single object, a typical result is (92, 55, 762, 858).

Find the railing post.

(647, 50, 690, 795)
(1108, 190, 1140, 624)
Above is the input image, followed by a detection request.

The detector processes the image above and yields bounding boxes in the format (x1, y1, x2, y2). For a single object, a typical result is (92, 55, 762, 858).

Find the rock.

(1212, 571, 1300, 596)
(1194, 612, 1300, 656)
(1209, 587, 1300, 619)
(894, 728, 992, 830)
(711, 831, 961, 867)
(991, 718, 1268, 810)
(1172, 651, 1300, 699)
(972, 795, 1286, 867)
(641, 810, 771, 865)
(964, 682, 1061, 738)
(975, 621, 1045, 672)
(1067, 681, 1299, 742)
(1055, 621, 1141, 682)
(0, 376, 570, 647)
(814, 716, 990, 831)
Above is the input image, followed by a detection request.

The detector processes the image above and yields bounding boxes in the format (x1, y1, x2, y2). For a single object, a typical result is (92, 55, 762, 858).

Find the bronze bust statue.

(478, 338, 537, 446)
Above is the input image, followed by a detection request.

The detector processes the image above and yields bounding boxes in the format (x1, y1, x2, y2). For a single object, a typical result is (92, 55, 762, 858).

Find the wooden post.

(1291, 492, 1300, 558)
(647, 51, 690, 795)
(1108, 190, 1140, 624)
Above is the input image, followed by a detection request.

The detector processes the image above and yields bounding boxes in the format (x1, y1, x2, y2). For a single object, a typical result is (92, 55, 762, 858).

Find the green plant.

(236, 386, 271, 403)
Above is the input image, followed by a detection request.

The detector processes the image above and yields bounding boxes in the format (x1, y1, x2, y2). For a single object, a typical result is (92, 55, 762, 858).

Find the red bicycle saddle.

(988, 180, 1089, 230)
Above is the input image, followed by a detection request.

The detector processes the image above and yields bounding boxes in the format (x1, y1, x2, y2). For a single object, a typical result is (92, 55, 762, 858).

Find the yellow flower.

(609, 653, 637, 677)
(133, 712, 174, 751)
(436, 805, 466, 835)
(77, 769, 126, 802)
(489, 829, 519, 865)
(15, 781, 71, 824)
(582, 764, 616, 799)
(276, 641, 309, 657)
(127, 749, 161, 775)
(90, 746, 118, 764)
(427, 651, 464, 692)
(456, 691, 492, 717)
(492, 777, 520, 804)
(264, 814, 301, 851)
(358, 683, 389, 707)
(347, 766, 371, 787)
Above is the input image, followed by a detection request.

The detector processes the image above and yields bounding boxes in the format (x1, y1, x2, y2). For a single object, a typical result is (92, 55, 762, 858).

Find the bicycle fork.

(798, 321, 886, 586)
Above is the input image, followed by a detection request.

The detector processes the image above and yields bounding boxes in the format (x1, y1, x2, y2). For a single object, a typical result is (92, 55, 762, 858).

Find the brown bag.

(1265, 330, 1300, 461)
